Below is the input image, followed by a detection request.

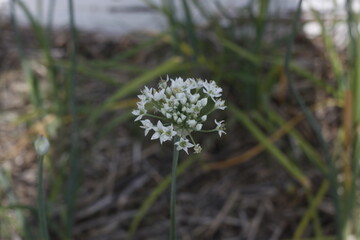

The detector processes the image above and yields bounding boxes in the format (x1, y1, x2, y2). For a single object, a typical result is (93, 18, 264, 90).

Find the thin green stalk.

(66, 0, 80, 238)
(163, 0, 180, 53)
(255, 0, 269, 53)
(11, 0, 42, 109)
(126, 156, 197, 240)
(16, 0, 57, 102)
(170, 136, 180, 240)
(46, 0, 56, 36)
(181, 0, 198, 61)
(346, 0, 360, 237)
(38, 155, 49, 240)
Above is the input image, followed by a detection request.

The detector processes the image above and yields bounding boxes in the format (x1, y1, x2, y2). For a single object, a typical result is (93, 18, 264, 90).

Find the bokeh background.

(1, 0, 359, 239)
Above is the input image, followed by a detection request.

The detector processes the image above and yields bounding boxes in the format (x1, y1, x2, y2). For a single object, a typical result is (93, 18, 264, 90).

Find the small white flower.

(153, 89, 165, 101)
(166, 87, 172, 95)
(151, 121, 166, 142)
(214, 99, 226, 110)
(194, 144, 202, 154)
(137, 94, 148, 103)
(171, 77, 185, 93)
(140, 119, 153, 136)
(215, 119, 226, 137)
(142, 86, 153, 99)
(198, 98, 208, 107)
(203, 80, 222, 99)
(161, 125, 176, 143)
(186, 119, 197, 128)
(175, 137, 194, 154)
(201, 115, 207, 122)
(151, 121, 176, 144)
(188, 93, 200, 103)
(132, 108, 147, 121)
(195, 123, 202, 131)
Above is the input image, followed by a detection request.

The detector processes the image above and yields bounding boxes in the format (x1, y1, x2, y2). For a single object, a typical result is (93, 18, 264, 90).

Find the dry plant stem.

(170, 136, 180, 240)
(38, 155, 49, 240)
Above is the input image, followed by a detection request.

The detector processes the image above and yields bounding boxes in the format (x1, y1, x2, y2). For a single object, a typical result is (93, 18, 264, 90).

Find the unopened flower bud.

(34, 136, 50, 156)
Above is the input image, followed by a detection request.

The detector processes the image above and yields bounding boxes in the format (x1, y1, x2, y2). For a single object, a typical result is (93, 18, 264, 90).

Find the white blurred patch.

(0, 0, 357, 46)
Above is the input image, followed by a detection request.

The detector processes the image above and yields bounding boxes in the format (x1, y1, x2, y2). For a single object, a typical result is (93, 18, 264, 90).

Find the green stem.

(170, 136, 180, 240)
(38, 155, 49, 240)
(198, 129, 218, 133)
(145, 113, 168, 121)
(66, 0, 80, 238)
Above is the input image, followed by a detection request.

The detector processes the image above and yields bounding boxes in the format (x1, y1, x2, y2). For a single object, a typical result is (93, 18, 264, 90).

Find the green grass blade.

(254, 0, 269, 52)
(293, 180, 329, 239)
(11, 1, 42, 108)
(229, 104, 310, 188)
(16, 0, 59, 112)
(221, 37, 337, 96)
(220, 38, 262, 65)
(65, 0, 80, 238)
(181, 0, 199, 60)
(99, 111, 133, 138)
(311, 8, 345, 90)
(266, 108, 328, 175)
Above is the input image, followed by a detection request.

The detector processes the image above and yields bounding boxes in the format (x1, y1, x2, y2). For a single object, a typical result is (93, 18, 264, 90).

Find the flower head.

(133, 77, 226, 154)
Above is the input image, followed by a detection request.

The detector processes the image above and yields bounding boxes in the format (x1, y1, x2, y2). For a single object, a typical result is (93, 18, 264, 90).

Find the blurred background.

(1, 0, 360, 239)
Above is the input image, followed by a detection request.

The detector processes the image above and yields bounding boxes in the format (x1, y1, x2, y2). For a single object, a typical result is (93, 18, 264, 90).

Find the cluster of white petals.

(133, 76, 226, 154)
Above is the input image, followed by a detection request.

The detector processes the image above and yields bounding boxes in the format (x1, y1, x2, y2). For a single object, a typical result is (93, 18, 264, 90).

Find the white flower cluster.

(132, 76, 226, 154)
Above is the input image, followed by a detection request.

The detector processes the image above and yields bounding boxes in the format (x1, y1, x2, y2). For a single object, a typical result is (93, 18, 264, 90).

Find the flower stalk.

(170, 136, 180, 240)
(34, 136, 50, 240)
(38, 154, 49, 240)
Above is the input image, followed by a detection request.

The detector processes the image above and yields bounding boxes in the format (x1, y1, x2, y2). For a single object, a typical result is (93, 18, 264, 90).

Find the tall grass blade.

(311, 8, 346, 90)
(345, 0, 360, 237)
(181, 0, 199, 60)
(254, 0, 269, 52)
(162, 0, 180, 53)
(266, 108, 328, 174)
(11, 0, 42, 109)
(293, 180, 329, 239)
(229, 104, 310, 188)
(65, 0, 80, 238)
(16, 0, 59, 113)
